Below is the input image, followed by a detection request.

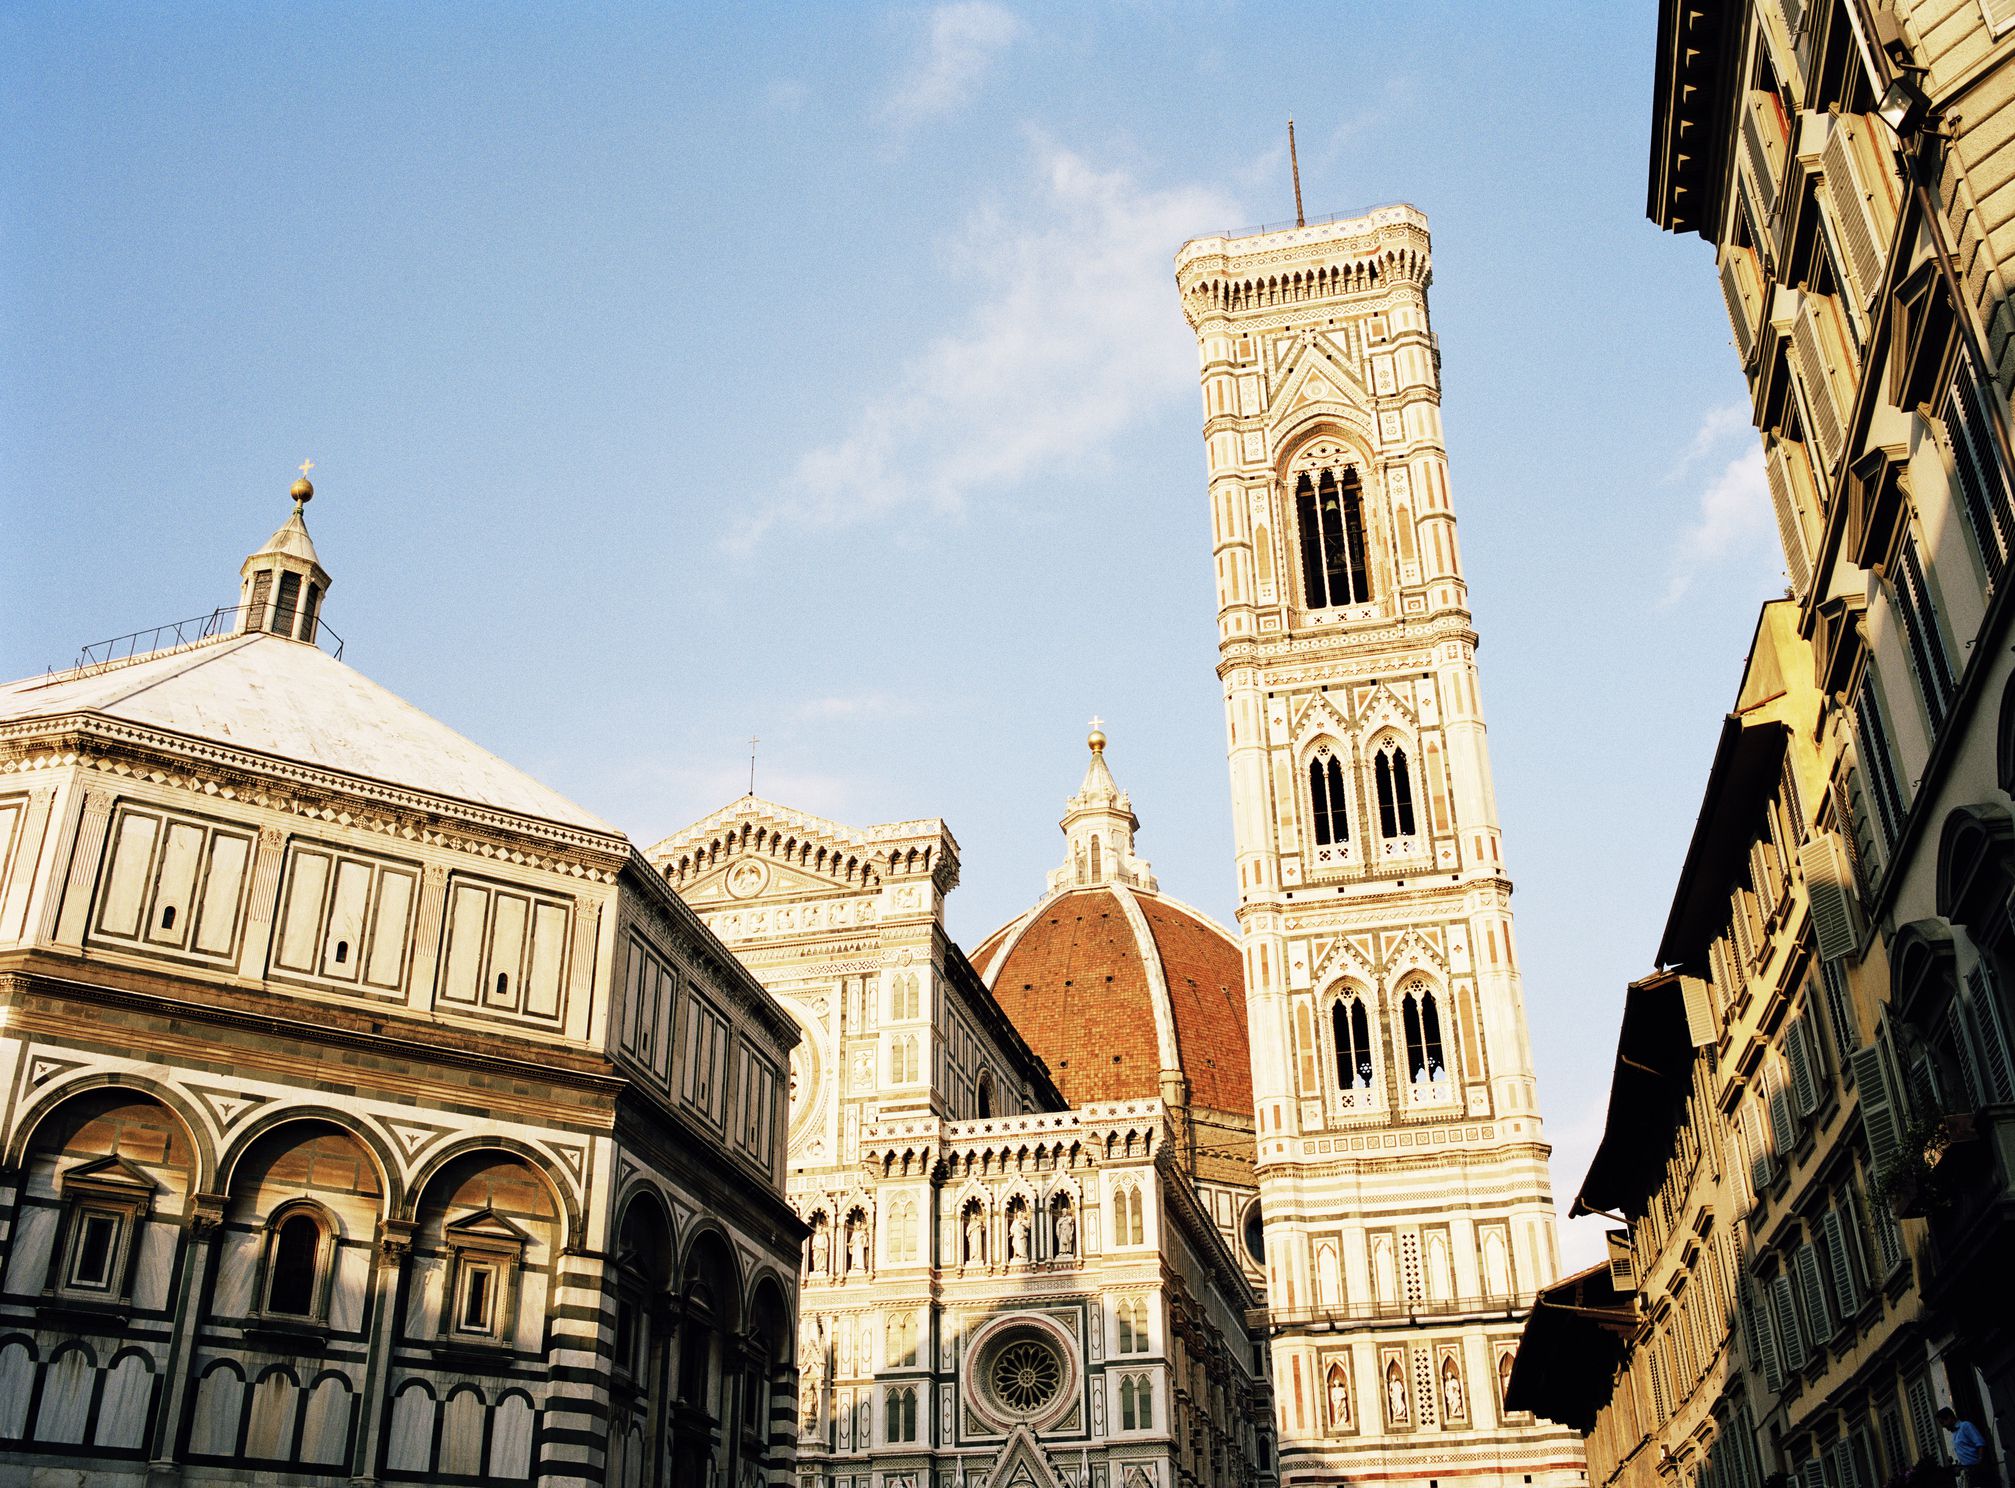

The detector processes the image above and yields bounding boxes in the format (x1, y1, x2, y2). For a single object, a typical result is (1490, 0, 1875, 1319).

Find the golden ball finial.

(290, 458, 315, 504)
(1087, 715, 1107, 753)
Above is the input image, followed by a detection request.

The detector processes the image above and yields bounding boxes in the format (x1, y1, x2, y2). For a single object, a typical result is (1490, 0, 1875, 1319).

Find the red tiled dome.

(974, 886, 1252, 1118)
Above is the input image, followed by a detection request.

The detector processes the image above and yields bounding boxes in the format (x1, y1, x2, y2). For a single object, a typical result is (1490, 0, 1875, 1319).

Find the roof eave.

(1648, 0, 1740, 239)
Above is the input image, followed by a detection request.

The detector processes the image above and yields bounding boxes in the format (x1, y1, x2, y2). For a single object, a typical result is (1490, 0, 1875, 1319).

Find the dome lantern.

(238, 461, 332, 644)
(1046, 720, 1157, 896)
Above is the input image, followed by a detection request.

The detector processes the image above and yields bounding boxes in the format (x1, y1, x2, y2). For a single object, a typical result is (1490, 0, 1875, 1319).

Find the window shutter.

(1680, 976, 1718, 1046)
(1822, 959, 1861, 1058)
(1767, 1061, 1801, 1152)
(1772, 1270, 1808, 1369)
(1946, 1001, 1987, 1108)
(1765, 438, 1817, 593)
(1802, 833, 1861, 961)
(1983, 0, 2015, 38)
(1789, 1016, 1822, 1116)
(1966, 965, 2015, 1101)
(1743, 1097, 1776, 1196)
(1800, 1455, 1827, 1488)
(1789, 292, 1852, 468)
(1906, 1375, 1943, 1464)
(1829, 1436, 1861, 1488)
(1819, 114, 1900, 312)
(1606, 1228, 1637, 1292)
(1822, 1205, 1860, 1318)
(1796, 1241, 1834, 1342)
(1849, 1045, 1901, 1171)
(1722, 245, 1768, 361)
(1746, 1273, 1782, 1393)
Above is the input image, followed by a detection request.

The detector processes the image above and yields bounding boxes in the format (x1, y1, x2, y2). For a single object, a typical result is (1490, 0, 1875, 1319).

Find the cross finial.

(298, 458, 315, 479)
(1087, 716, 1107, 753)
(748, 735, 760, 796)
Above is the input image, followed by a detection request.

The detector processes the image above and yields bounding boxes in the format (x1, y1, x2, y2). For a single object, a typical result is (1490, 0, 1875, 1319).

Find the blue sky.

(1, 2, 1782, 1267)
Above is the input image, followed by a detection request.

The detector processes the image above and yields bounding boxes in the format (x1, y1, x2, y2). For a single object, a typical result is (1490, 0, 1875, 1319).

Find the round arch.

(5, 1073, 217, 1188)
(217, 1108, 403, 1223)
(1937, 803, 2015, 932)
(405, 1136, 580, 1252)
(678, 1221, 745, 1335)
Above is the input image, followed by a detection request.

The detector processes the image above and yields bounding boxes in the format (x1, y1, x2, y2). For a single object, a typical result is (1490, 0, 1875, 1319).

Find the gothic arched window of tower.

(1295, 466, 1372, 609)
(1374, 744, 1418, 838)
(1309, 749, 1350, 845)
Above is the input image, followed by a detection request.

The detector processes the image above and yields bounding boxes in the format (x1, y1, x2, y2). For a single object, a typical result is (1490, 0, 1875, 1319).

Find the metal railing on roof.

(61, 604, 345, 677)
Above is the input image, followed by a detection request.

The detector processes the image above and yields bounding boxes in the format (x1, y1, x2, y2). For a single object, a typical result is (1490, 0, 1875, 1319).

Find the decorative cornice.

(0, 723, 628, 880)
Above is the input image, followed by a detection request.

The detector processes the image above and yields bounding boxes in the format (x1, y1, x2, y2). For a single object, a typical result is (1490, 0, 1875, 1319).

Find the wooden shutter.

(1823, 1204, 1861, 1318)
(1681, 976, 1718, 1046)
(1820, 114, 1901, 311)
(1802, 833, 1860, 961)
(1796, 1241, 1833, 1342)
(1789, 1016, 1822, 1116)
(1721, 245, 1768, 361)
(1772, 1270, 1808, 1369)
(1850, 1044, 1902, 1170)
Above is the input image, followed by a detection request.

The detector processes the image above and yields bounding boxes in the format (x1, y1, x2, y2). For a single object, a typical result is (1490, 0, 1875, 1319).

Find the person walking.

(1939, 1406, 2000, 1488)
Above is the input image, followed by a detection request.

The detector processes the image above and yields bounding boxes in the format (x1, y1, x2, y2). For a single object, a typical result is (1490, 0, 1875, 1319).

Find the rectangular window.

(68, 1210, 123, 1290)
(457, 1260, 499, 1335)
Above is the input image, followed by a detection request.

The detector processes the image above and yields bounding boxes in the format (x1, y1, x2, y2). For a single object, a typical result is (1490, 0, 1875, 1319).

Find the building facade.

(1172, 207, 1584, 1486)
(1508, 601, 1943, 1488)
(648, 739, 1268, 1488)
(1642, 0, 2015, 1472)
(0, 487, 803, 1487)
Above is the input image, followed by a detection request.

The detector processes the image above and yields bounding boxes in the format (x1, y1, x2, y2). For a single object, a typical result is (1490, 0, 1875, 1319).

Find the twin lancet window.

(1325, 982, 1452, 1098)
(1295, 468, 1372, 610)
(1307, 744, 1416, 847)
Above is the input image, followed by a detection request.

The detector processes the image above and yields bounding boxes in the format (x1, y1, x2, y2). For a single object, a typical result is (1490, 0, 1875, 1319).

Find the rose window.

(989, 1337, 1064, 1414)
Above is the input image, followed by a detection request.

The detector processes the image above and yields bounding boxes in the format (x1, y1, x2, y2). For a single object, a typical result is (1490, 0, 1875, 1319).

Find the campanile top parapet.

(1174, 203, 1433, 325)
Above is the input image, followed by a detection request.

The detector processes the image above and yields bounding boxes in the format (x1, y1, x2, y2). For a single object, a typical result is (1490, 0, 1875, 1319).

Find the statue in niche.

(1009, 1205, 1032, 1263)
(800, 1377, 820, 1431)
(809, 1220, 829, 1274)
(1327, 1366, 1350, 1428)
(965, 1206, 986, 1264)
(847, 1217, 869, 1275)
(1054, 1201, 1077, 1257)
(1441, 1365, 1463, 1420)
(1386, 1370, 1408, 1422)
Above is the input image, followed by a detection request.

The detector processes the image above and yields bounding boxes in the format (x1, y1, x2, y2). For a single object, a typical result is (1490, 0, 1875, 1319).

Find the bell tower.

(1175, 208, 1583, 1485)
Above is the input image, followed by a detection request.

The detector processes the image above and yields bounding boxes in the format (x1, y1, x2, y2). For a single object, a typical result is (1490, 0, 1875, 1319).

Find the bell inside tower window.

(1295, 468, 1372, 610)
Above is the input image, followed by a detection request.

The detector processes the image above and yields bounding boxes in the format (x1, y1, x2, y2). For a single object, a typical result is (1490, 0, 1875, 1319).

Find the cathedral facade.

(1174, 207, 1585, 1486)
(648, 736, 1269, 1488)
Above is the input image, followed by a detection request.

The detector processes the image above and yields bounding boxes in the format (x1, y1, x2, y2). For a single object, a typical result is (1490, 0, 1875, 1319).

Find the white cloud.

(730, 138, 1241, 549)
(881, 2, 1023, 130)
(1662, 403, 1776, 605)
